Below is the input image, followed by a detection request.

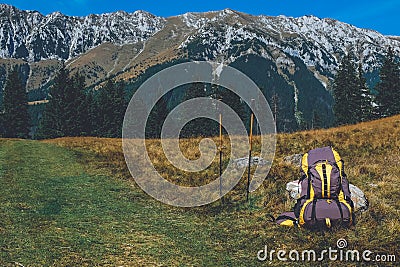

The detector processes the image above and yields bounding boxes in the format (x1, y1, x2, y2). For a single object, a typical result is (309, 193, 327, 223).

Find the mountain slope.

(0, 4, 165, 61)
(178, 10, 399, 84)
(0, 5, 399, 90)
(0, 5, 400, 131)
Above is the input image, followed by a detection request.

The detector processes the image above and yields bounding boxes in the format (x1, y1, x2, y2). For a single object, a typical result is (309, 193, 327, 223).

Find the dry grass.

(44, 115, 400, 265)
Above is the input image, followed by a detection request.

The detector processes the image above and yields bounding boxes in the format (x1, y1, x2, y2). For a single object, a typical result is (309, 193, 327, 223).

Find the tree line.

(0, 65, 126, 139)
(0, 65, 247, 139)
(332, 47, 400, 125)
(145, 82, 247, 139)
(36, 65, 126, 139)
(0, 47, 399, 139)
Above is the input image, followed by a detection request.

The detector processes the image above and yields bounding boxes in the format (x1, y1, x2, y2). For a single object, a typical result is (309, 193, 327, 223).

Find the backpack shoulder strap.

(331, 147, 341, 161)
(300, 152, 316, 199)
(331, 147, 350, 196)
(301, 152, 309, 178)
(331, 147, 343, 173)
(332, 147, 354, 224)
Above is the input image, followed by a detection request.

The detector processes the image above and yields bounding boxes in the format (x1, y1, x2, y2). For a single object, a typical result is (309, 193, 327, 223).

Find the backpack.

(277, 147, 355, 229)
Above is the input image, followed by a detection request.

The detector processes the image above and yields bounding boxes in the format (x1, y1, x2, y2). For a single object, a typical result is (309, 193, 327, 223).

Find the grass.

(0, 140, 239, 266)
(1, 115, 399, 266)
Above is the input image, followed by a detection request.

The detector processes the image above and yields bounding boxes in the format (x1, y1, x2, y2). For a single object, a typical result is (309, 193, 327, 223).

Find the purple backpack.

(277, 147, 355, 229)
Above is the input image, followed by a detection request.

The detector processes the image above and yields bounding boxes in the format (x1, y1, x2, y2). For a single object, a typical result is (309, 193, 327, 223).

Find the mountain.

(0, 4, 165, 61)
(0, 5, 399, 130)
(0, 4, 165, 90)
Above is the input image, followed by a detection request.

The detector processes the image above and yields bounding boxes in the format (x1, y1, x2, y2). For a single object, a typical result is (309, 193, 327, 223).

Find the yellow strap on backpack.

(301, 153, 309, 176)
(280, 219, 295, 227)
(325, 218, 331, 228)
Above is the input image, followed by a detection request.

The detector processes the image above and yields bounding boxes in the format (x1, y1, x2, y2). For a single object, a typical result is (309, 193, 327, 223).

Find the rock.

(285, 180, 369, 212)
(284, 153, 303, 167)
(286, 180, 301, 199)
(233, 156, 270, 168)
(349, 184, 369, 212)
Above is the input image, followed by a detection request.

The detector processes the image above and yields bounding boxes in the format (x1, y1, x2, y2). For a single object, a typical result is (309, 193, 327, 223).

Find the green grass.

(1, 115, 399, 266)
(0, 141, 220, 266)
(0, 140, 272, 266)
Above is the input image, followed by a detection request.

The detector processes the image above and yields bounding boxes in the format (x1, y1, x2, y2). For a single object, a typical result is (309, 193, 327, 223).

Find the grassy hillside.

(1, 115, 399, 266)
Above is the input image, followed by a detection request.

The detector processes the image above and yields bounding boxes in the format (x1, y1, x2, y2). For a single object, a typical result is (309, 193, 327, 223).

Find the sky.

(2, 0, 400, 36)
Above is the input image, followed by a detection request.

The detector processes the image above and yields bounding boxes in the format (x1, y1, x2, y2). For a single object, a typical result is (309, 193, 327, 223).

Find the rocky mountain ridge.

(0, 5, 399, 91)
(1, 5, 399, 131)
(0, 4, 165, 62)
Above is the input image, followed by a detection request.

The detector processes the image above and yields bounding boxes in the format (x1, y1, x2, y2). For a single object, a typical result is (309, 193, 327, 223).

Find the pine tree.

(36, 65, 70, 139)
(357, 64, 373, 121)
(65, 72, 87, 136)
(375, 47, 400, 117)
(114, 82, 127, 137)
(180, 82, 209, 137)
(311, 109, 323, 129)
(213, 84, 246, 135)
(270, 92, 279, 123)
(36, 67, 89, 138)
(81, 90, 97, 136)
(1, 67, 30, 138)
(295, 110, 308, 130)
(128, 97, 147, 138)
(96, 79, 126, 137)
(332, 53, 360, 125)
(0, 114, 4, 137)
(217, 87, 246, 121)
(146, 95, 169, 138)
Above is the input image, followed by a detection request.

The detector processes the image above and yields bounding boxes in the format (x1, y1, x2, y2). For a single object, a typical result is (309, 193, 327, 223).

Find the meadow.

(0, 115, 399, 266)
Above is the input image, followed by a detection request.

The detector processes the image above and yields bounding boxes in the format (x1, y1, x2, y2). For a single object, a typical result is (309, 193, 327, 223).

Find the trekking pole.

(219, 113, 223, 203)
(246, 99, 255, 203)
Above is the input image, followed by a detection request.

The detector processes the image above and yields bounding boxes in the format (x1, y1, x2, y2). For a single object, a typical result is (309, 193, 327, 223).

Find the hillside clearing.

(1, 115, 399, 266)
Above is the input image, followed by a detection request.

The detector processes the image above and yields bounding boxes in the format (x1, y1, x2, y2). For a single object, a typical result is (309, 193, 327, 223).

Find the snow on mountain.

(1, 6, 399, 131)
(1, 5, 399, 92)
(178, 10, 400, 77)
(0, 4, 165, 62)
(1, 4, 399, 71)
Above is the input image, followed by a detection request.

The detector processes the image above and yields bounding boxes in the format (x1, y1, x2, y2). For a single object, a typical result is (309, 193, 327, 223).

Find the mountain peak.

(0, 3, 22, 15)
(0, 3, 13, 10)
(222, 8, 235, 14)
(48, 11, 64, 18)
(133, 10, 156, 16)
(0, 5, 399, 93)
(0, 5, 165, 61)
